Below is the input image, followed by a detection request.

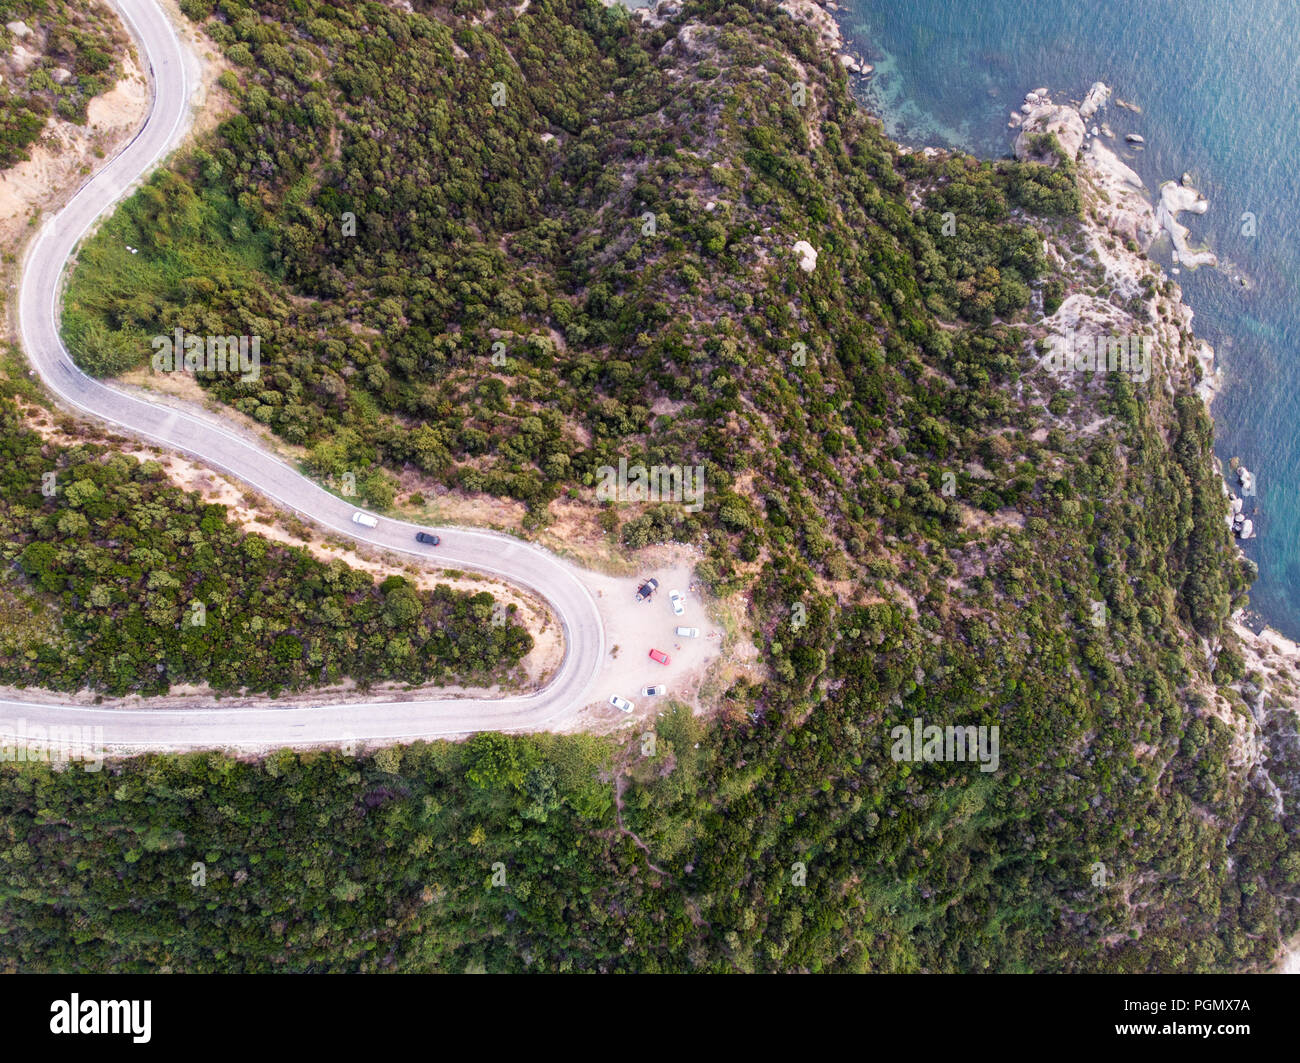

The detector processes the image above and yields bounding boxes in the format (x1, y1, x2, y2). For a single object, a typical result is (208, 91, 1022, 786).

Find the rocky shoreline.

(1015, 89, 1298, 969)
(637, 0, 873, 78)
(759, 6, 1299, 971)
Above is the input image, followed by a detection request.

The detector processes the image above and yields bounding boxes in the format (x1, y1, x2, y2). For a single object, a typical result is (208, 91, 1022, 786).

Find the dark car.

(635, 577, 659, 602)
(415, 532, 441, 546)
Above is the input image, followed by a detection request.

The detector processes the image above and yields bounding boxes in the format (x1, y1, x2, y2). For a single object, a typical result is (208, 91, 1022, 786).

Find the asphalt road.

(2, 0, 607, 751)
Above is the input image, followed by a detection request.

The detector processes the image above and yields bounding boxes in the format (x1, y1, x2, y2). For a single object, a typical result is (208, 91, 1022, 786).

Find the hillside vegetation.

(0, 0, 125, 167)
(0, 396, 533, 695)
(3, 0, 1295, 971)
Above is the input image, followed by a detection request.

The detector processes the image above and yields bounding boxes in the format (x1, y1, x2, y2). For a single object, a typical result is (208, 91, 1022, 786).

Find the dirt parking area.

(573, 556, 724, 729)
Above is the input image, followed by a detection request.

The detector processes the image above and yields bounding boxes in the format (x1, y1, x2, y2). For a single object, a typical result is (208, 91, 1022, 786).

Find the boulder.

(792, 240, 818, 273)
(1079, 81, 1112, 119)
(10, 42, 37, 73)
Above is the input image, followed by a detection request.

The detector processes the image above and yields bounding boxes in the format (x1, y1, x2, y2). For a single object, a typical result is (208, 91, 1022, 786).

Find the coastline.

(767, 0, 1300, 972)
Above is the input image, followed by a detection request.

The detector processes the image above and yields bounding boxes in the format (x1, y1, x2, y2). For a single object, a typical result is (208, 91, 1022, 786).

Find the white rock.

(1079, 81, 1112, 119)
(1014, 104, 1086, 164)
(5, 20, 31, 38)
(1231, 495, 1243, 514)
(10, 43, 37, 73)
(1238, 519, 1254, 539)
(792, 240, 818, 273)
(1156, 181, 1218, 266)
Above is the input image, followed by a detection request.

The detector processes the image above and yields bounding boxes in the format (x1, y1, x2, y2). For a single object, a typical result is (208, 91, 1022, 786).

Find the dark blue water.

(840, 0, 1300, 638)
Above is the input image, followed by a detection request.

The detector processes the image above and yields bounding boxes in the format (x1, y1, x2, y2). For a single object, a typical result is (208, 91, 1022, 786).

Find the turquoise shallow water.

(839, 0, 1300, 638)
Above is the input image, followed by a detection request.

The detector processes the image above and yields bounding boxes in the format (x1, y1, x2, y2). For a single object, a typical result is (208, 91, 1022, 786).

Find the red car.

(649, 648, 671, 665)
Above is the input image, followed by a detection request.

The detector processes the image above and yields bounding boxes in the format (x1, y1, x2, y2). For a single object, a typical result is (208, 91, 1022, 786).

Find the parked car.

(351, 512, 379, 528)
(675, 626, 700, 638)
(669, 589, 685, 615)
(635, 577, 659, 602)
(609, 695, 634, 713)
(415, 531, 441, 546)
(642, 685, 666, 697)
(648, 648, 670, 665)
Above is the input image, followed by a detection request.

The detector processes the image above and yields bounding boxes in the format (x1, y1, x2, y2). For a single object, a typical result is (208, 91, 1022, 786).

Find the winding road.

(2, 0, 607, 751)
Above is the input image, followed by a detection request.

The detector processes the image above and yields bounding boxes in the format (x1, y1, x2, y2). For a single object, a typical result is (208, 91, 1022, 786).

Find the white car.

(609, 695, 634, 713)
(642, 685, 666, 697)
(351, 512, 379, 528)
(669, 589, 685, 615)
(675, 626, 699, 638)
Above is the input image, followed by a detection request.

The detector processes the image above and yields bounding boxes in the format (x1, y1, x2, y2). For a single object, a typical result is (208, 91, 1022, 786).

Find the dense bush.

(0, 399, 531, 695)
